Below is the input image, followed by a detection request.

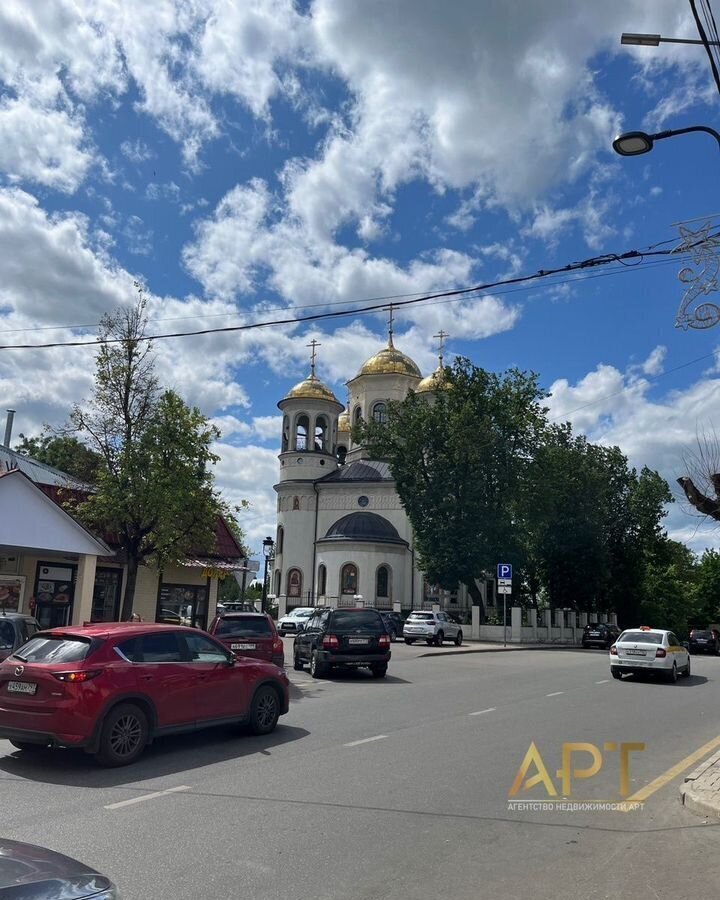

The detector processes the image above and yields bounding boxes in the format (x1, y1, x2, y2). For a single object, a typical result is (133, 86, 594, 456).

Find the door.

(297, 612, 320, 660)
(136, 632, 197, 727)
(34, 563, 76, 628)
(180, 631, 248, 722)
(91, 568, 122, 622)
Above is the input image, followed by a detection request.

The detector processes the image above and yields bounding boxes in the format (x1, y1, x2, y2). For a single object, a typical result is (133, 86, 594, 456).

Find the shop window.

(295, 414, 309, 451)
(376, 565, 390, 599)
(318, 564, 327, 596)
(340, 563, 358, 595)
(91, 567, 122, 622)
(372, 401, 387, 424)
(315, 415, 328, 451)
(287, 568, 302, 598)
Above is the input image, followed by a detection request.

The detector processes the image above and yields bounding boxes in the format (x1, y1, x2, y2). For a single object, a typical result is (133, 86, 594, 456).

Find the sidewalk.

(420, 641, 580, 657)
(681, 750, 720, 819)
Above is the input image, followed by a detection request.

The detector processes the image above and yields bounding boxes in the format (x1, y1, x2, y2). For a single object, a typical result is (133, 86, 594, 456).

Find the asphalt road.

(3, 641, 720, 899)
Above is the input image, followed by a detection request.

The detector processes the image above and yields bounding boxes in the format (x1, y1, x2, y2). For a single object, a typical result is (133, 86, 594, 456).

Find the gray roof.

(0, 446, 91, 490)
(318, 460, 393, 483)
(320, 512, 408, 546)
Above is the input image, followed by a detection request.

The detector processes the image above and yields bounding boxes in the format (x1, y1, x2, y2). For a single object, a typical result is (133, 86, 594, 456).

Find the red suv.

(208, 612, 284, 667)
(0, 623, 290, 767)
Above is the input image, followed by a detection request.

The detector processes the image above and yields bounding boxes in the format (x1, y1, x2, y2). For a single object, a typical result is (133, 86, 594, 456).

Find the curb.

(680, 750, 720, 819)
(419, 645, 581, 658)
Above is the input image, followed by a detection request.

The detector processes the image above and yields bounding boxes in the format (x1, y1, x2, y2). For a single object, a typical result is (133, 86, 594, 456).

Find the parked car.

(379, 610, 403, 641)
(0, 622, 290, 766)
(403, 611, 463, 646)
(293, 607, 391, 678)
(0, 838, 119, 898)
(221, 601, 259, 613)
(688, 628, 720, 654)
(609, 626, 691, 682)
(208, 611, 284, 666)
(581, 622, 621, 649)
(277, 607, 315, 634)
(0, 613, 40, 662)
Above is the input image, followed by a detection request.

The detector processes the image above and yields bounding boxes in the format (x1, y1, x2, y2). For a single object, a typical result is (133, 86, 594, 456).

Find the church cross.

(307, 338, 321, 376)
(433, 329, 448, 365)
(383, 304, 395, 348)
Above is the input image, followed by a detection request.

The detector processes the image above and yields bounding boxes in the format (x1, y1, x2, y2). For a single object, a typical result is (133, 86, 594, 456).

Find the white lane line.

(344, 734, 388, 748)
(104, 785, 191, 810)
(468, 707, 497, 716)
(546, 691, 564, 697)
(595, 679, 609, 684)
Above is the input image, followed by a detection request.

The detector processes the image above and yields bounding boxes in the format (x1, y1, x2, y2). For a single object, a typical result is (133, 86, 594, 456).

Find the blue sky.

(2, 1, 720, 550)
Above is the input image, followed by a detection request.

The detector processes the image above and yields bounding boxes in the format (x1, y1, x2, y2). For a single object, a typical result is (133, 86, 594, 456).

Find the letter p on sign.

(497, 563, 512, 580)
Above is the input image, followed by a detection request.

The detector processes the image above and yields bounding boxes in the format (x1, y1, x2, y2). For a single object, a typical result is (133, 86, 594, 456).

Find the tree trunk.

(121, 554, 139, 621)
(466, 579, 486, 623)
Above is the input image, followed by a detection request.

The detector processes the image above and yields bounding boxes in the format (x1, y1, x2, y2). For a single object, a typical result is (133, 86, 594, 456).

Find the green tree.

(70, 299, 229, 619)
(14, 433, 102, 484)
(360, 359, 547, 621)
(695, 548, 720, 624)
(638, 539, 698, 639)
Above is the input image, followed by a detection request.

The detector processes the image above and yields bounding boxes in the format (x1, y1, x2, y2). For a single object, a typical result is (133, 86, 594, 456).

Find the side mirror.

(225, 653, 237, 666)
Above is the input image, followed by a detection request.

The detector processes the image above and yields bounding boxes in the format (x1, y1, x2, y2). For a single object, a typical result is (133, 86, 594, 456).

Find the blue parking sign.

(497, 563, 512, 580)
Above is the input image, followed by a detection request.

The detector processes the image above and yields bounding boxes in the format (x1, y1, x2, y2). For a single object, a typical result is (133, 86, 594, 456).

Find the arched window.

(340, 563, 358, 595)
(274, 570, 281, 596)
(293, 496, 300, 511)
(353, 406, 362, 426)
(276, 525, 284, 554)
(287, 568, 302, 598)
(372, 401, 387, 424)
(282, 416, 289, 452)
(376, 565, 390, 599)
(318, 564, 327, 596)
(315, 415, 328, 451)
(337, 445, 347, 465)
(295, 414, 309, 451)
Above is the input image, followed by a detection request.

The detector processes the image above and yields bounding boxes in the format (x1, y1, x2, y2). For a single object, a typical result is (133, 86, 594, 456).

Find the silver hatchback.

(403, 611, 463, 647)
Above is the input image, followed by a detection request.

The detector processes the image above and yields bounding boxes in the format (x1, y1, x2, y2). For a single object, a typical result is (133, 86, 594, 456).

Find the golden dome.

(416, 364, 451, 394)
(359, 344, 421, 378)
(337, 410, 351, 433)
(284, 374, 338, 402)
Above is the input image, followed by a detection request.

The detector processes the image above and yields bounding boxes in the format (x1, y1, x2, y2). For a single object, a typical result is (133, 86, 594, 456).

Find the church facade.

(273, 333, 494, 613)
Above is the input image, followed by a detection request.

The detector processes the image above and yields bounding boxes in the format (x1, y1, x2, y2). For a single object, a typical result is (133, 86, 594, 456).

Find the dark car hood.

(0, 839, 113, 898)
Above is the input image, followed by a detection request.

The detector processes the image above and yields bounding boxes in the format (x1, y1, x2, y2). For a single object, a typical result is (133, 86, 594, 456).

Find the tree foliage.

(14, 433, 102, 484)
(70, 297, 231, 619)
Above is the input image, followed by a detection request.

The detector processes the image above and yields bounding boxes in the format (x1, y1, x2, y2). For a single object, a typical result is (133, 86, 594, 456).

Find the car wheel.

(95, 703, 148, 767)
(683, 657, 691, 678)
(435, 630, 444, 647)
(667, 662, 678, 684)
(9, 740, 47, 752)
(293, 650, 304, 671)
(248, 686, 280, 735)
(310, 651, 326, 679)
(370, 664, 387, 678)
(454, 630, 463, 647)
(404, 638, 415, 645)
(611, 669, 622, 680)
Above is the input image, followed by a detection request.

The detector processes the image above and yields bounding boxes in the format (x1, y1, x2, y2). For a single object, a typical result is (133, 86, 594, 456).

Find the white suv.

(403, 611, 463, 647)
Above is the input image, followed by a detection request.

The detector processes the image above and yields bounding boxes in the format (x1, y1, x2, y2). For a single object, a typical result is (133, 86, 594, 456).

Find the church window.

(274, 570, 281, 596)
(353, 406, 362, 426)
(372, 401, 387, 424)
(282, 416, 289, 452)
(293, 496, 300, 511)
(295, 414, 309, 451)
(318, 564, 327, 596)
(340, 563, 358, 595)
(315, 415, 328, 451)
(287, 568, 302, 598)
(376, 565, 390, 599)
(277, 525, 284, 553)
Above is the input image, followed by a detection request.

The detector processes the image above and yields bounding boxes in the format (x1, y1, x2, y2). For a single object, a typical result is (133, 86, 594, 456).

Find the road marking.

(104, 785, 191, 810)
(595, 679, 609, 684)
(344, 735, 388, 748)
(468, 707, 497, 716)
(546, 691, 564, 697)
(622, 734, 720, 810)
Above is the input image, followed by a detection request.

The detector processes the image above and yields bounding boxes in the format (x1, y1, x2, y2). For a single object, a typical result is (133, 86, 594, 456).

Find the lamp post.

(612, 126, 720, 158)
(621, 32, 720, 47)
(261, 536, 274, 613)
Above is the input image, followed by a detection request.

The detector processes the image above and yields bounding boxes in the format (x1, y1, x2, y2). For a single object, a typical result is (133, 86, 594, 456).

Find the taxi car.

(609, 626, 690, 682)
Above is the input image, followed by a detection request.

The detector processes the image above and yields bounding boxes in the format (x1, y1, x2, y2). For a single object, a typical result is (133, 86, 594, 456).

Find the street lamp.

(261, 536, 274, 613)
(621, 32, 720, 47)
(612, 126, 720, 158)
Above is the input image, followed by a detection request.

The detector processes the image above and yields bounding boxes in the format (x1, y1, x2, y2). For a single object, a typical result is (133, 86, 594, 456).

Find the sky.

(2, 0, 720, 555)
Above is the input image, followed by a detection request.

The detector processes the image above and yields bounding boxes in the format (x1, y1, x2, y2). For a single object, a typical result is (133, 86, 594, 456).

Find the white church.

(272, 324, 495, 614)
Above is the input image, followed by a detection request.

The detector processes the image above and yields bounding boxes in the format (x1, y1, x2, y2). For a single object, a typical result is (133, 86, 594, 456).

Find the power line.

(0, 234, 715, 352)
(690, 0, 720, 96)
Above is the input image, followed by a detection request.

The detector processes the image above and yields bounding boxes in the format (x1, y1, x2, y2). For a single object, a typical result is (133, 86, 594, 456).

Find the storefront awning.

(180, 557, 250, 578)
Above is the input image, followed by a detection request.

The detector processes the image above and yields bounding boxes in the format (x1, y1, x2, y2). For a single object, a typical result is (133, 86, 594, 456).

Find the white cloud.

(252, 415, 282, 440)
(642, 346, 667, 376)
(120, 139, 154, 163)
(212, 443, 280, 546)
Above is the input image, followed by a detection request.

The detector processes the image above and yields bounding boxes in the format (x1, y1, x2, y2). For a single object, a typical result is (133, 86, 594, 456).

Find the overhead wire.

(690, 0, 720, 97)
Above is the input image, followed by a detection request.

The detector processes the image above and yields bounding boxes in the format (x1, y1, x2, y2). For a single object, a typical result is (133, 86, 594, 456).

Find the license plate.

(348, 638, 369, 645)
(625, 649, 646, 656)
(8, 681, 37, 695)
(231, 643, 256, 650)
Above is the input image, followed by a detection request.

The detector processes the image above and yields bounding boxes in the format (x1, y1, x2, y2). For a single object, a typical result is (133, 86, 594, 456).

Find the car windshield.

(330, 610, 384, 632)
(619, 631, 664, 645)
(292, 610, 313, 618)
(215, 616, 272, 637)
(12, 635, 93, 663)
(692, 630, 712, 638)
(0, 620, 15, 650)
